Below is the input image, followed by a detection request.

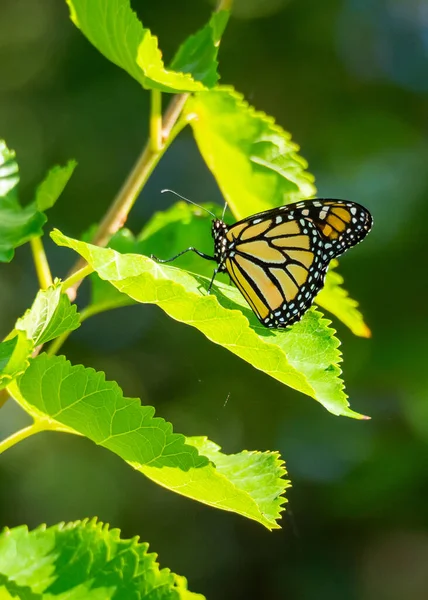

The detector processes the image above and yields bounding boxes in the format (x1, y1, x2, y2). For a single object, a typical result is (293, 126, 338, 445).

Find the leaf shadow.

(191, 273, 279, 339)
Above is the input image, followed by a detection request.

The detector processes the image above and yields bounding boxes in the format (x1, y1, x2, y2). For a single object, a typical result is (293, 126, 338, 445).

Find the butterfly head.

(211, 219, 229, 267)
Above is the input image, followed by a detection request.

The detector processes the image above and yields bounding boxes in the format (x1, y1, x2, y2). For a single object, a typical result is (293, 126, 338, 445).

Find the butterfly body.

(153, 199, 372, 329)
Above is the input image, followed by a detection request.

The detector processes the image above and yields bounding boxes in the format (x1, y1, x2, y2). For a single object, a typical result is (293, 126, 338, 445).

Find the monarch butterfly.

(151, 197, 372, 329)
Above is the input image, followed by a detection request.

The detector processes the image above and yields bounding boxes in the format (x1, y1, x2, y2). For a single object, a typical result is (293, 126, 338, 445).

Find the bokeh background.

(1, 0, 428, 598)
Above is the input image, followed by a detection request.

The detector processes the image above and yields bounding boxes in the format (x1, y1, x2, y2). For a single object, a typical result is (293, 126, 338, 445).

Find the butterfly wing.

(222, 199, 372, 328)
(289, 198, 373, 258)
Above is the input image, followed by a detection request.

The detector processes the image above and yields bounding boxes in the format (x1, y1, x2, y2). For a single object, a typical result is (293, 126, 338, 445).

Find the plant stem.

(217, 0, 233, 10)
(66, 93, 191, 294)
(90, 93, 188, 248)
(61, 264, 93, 295)
(0, 421, 45, 455)
(30, 236, 53, 289)
(46, 331, 70, 357)
(150, 89, 162, 152)
(161, 93, 189, 140)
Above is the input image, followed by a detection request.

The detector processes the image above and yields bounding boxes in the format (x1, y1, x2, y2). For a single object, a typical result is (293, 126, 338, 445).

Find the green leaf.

(0, 140, 19, 197)
(187, 437, 287, 526)
(16, 283, 80, 346)
(0, 141, 46, 263)
(0, 285, 80, 390)
(9, 354, 289, 528)
(95, 202, 369, 337)
(89, 229, 140, 314)
(0, 332, 33, 391)
(185, 87, 316, 220)
(52, 229, 366, 419)
(316, 260, 371, 338)
(88, 204, 226, 315)
(0, 519, 204, 599)
(35, 159, 77, 211)
(0, 196, 46, 263)
(171, 10, 229, 87)
(67, 0, 210, 93)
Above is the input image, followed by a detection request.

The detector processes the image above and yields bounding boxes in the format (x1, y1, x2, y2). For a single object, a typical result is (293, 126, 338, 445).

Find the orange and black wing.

(222, 199, 371, 328)
(289, 198, 372, 257)
(224, 214, 325, 327)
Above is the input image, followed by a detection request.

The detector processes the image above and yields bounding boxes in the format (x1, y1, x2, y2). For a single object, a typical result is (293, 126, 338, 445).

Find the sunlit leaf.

(141, 203, 370, 336)
(89, 204, 226, 315)
(35, 160, 77, 211)
(316, 260, 371, 338)
(0, 140, 19, 197)
(0, 285, 81, 392)
(187, 437, 287, 525)
(67, 0, 216, 92)
(9, 354, 289, 528)
(16, 283, 80, 346)
(89, 229, 139, 314)
(185, 87, 316, 220)
(0, 519, 205, 599)
(52, 229, 366, 418)
(171, 10, 229, 87)
(0, 332, 32, 391)
(92, 203, 370, 336)
(0, 141, 46, 263)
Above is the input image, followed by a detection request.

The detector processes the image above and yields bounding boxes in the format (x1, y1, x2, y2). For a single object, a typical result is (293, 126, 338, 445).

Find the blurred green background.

(1, 0, 428, 598)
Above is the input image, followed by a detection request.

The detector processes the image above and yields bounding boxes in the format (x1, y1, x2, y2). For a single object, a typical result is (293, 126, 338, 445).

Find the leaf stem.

(45, 331, 70, 357)
(150, 89, 162, 152)
(61, 264, 93, 295)
(161, 93, 189, 140)
(30, 236, 53, 289)
(216, 0, 233, 10)
(0, 421, 45, 455)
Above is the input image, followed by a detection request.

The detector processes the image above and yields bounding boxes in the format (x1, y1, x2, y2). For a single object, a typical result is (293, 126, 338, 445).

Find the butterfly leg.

(151, 248, 216, 263)
(207, 268, 219, 294)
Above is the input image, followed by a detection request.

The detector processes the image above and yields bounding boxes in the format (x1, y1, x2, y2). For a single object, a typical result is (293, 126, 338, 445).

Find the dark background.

(1, 0, 428, 598)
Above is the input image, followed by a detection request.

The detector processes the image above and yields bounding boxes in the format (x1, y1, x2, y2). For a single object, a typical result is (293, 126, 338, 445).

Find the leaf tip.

(361, 324, 372, 338)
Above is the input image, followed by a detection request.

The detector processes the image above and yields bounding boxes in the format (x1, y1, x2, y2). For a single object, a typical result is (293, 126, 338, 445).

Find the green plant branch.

(30, 236, 53, 289)
(65, 93, 191, 297)
(0, 421, 45, 455)
(61, 264, 93, 295)
(217, 0, 233, 11)
(161, 93, 189, 140)
(150, 89, 162, 152)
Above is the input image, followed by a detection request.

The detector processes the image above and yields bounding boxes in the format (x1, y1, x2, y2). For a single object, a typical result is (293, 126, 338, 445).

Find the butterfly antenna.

(161, 189, 216, 219)
(221, 201, 228, 220)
